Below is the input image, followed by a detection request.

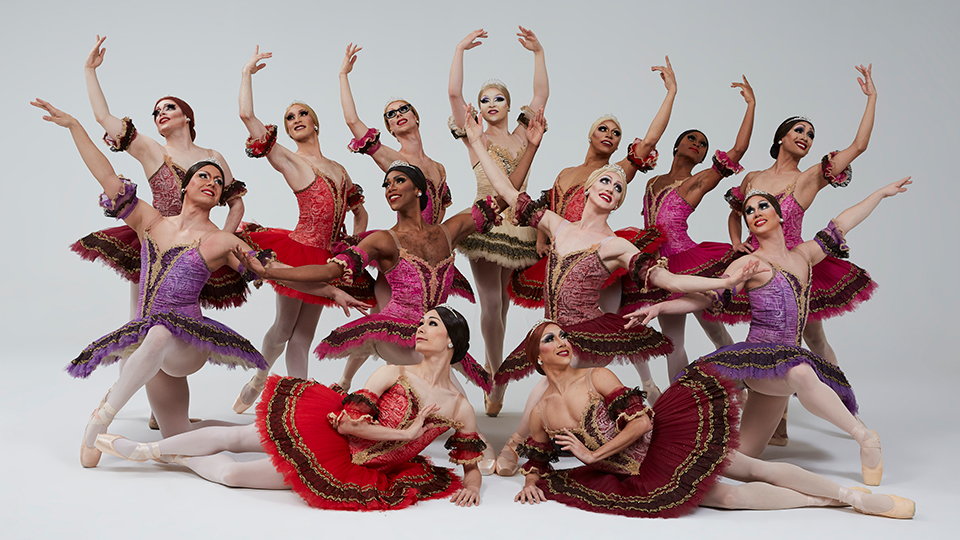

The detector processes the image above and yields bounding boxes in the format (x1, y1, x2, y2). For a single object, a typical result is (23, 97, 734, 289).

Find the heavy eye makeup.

(152, 103, 176, 117)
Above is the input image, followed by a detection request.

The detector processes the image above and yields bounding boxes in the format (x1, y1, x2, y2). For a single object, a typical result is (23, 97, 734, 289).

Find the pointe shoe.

(232, 374, 267, 414)
(484, 393, 503, 418)
(81, 402, 118, 468)
(859, 429, 883, 486)
(496, 434, 523, 477)
(853, 493, 915, 519)
(95, 434, 162, 462)
(768, 412, 789, 446)
(641, 379, 661, 406)
(477, 435, 496, 476)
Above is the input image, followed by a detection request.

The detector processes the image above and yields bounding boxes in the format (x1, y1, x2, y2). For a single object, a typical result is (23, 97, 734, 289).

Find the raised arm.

(798, 177, 911, 266)
(516, 26, 549, 133)
(338, 44, 371, 138)
(679, 76, 755, 206)
(619, 56, 677, 180)
(238, 46, 272, 140)
(448, 30, 487, 147)
(33, 99, 154, 232)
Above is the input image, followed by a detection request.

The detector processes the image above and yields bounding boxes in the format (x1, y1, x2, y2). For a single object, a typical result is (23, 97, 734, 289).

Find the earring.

(779, 218, 784, 223)
(187, 118, 192, 123)
(778, 140, 783, 145)
(180, 187, 186, 194)
(447, 343, 453, 349)
(417, 191, 422, 197)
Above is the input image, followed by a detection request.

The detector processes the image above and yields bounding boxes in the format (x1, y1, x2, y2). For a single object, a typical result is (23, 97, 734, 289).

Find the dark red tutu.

(620, 241, 739, 311)
(495, 312, 673, 385)
(238, 224, 375, 306)
(536, 364, 740, 518)
(509, 227, 659, 309)
(256, 376, 462, 511)
(703, 255, 877, 325)
(71, 225, 249, 310)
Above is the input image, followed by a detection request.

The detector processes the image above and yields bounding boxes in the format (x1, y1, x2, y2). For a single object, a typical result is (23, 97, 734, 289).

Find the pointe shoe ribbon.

(496, 433, 523, 477)
(95, 434, 163, 462)
(81, 402, 118, 468)
(233, 373, 268, 414)
(859, 429, 883, 486)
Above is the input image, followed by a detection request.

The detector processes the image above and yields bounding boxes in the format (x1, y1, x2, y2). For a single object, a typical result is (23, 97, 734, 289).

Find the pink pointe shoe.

(81, 402, 117, 468)
(95, 434, 163, 462)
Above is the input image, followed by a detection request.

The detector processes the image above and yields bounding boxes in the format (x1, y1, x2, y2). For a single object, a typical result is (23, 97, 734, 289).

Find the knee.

(709, 484, 742, 509)
(218, 463, 246, 488)
(786, 363, 818, 391)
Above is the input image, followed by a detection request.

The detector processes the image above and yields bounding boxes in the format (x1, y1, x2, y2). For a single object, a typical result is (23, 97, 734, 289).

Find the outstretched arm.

(517, 26, 549, 130)
(339, 44, 371, 139)
(238, 46, 272, 140)
(811, 64, 877, 191)
(619, 56, 677, 181)
(449, 29, 487, 155)
(33, 99, 153, 231)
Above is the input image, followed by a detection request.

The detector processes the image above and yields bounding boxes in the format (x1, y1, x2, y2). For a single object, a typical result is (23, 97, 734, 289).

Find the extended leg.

(235, 295, 307, 411)
(802, 319, 838, 365)
(470, 259, 509, 407)
(693, 311, 734, 349)
(283, 301, 323, 378)
(736, 390, 789, 457)
(659, 313, 689, 381)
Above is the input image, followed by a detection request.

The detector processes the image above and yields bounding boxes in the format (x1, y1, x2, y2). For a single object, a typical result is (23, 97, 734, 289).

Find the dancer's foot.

(768, 412, 789, 446)
(641, 379, 661, 406)
(233, 371, 268, 414)
(496, 433, 524, 476)
(477, 434, 496, 476)
(95, 434, 162, 462)
(853, 425, 883, 486)
(81, 402, 117, 468)
(838, 488, 913, 519)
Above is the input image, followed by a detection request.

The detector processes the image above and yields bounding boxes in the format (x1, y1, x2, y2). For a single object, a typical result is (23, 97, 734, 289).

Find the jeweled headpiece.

(389, 160, 412, 169)
(588, 114, 622, 142)
(478, 78, 511, 108)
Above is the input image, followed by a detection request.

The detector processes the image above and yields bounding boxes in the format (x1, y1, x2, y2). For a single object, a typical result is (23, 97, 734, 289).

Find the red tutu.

(620, 241, 739, 311)
(238, 224, 375, 306)
(71, 225, 249, 310)
(256, 376, 462, 511)
(704, 255, 876, 325)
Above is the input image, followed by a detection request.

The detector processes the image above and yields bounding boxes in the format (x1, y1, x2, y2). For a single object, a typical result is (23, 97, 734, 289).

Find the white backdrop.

(1, 0, 957, 537)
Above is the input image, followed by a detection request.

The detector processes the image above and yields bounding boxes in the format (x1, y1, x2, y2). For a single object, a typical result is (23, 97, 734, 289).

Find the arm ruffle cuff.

(513, 191, 549, 228)
(814, 219, 850, 259)
(518, 437, 558, 476)
(725, 186, 745, 214)
(627, 139, 659, 173)
(630, 253, 667, 293)
(821, 151, 853, 188)
(245, 125, 278, 158)
(103, 117, 137, 153)
(712, 150, 745, 178)
(517, 105, 548, 133)
(330, 246, 370, 285)
(341, 389, 380, 421)
(100, 177, 139, 219)
(445, 431, 487, 464)
(345, 183, 365, 211)
(703, 285, 734, 315)
(440, 183, 453, 209)
(219, 180, 247, 206)
(237, 249, 275, 288)
(471, 196, 503, 233)
(347, 128, 382, 155)
(605, 386, 653, 431)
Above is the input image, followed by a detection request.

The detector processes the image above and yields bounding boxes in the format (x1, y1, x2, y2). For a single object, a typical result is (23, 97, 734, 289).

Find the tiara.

(595, 113, 620, 124)
(789, 115, 813, 124)
(528, 318, 559, 335)
(744, 188, 773, 201)
(599, 163, 626, 181)
(190, 156, 222, 169)
(480, 78, 508, 91)
(436, 303, 465, 320)
(389, 160, 412, 169)
(383, 96, 409, 109)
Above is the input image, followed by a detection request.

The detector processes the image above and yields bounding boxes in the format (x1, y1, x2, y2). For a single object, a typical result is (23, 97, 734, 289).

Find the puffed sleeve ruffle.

(329, 246, 371, 285)
(517, 437, 559, 477)
(100, 177, 139, 220)
(103, 117, 137, 153)
(444, 431, 487, 465)
(328, 388, 381, 430)
(725, 186, 745, 215)
(604, 386, 653, 431)
(821, 151, 852, 188)
(245, 125, 278, 158)
(814, 219, 850, 259)
(513, 191, 549, 229)
(471, 196, 504, 233)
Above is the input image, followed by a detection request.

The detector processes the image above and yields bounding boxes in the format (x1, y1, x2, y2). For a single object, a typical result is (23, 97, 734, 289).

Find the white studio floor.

(1, 346, 953, 539)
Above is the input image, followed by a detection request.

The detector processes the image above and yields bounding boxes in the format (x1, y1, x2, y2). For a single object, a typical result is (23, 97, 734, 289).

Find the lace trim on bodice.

(551, 182, 586, 221)
(138, 232, 213, 318)
(643, 176, 688, 226)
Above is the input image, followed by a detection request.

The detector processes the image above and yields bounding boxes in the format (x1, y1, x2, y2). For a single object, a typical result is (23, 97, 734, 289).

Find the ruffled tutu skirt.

(70, 225, 249, 309)
(686, 341, 858, 414)
(237, 223, 375, 306)
(536, 363, 740, 518)
(315, 314, 492, 393)
(67, 311, 267, 378)
(704, 255, 876, 325)
(256, 376, 461, 511)
(495, 313, 673, 385)
(509, 227, 665, 309)
(620, 241, 738, 311)
(456, 220, 539, 270)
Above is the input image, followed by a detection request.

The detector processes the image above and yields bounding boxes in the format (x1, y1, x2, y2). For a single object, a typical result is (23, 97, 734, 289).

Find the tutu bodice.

(422, 176, 452, 225)
(380, 230, 457, 320)
(148, 156, 187, 217)
(289, 171, 350, 248)
(642, 180, 698, 256)
(137, 233, 212, 319)
(745, 266, 810, 347)
(544, 227, 614, 323)
(551, 183, 586, 221)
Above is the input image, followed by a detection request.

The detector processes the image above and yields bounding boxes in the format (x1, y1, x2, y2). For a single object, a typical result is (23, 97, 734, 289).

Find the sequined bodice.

(745, 266, 810, 346)
(643, 180, 697, 256)
(348, 376, 461, 467)
(551, 183, 586, 221)
(747, 187, 805, 250)
(422, 178, 450, 225)
(288, 172, 348, 248)
(380, 250, 457, 321)
(148, 157, 187, 217)
(473, 141, 528, 222)
(540, 383, 650, 475)
(544, 244, 611, 323)
(137, 234, 209, 319)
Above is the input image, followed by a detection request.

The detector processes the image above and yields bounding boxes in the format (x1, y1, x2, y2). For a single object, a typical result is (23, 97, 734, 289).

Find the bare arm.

(514, 407, 549, 504)
(238, 46, 300, 175)
(625, 56, 677, 166)
(351, 204, 368, 236)
(464, 104, 522, 206)
(338, 44, 371, 138)
(816, 64, 877, 190)
(449, 400, 483, 507)
(728, 173, 753, 253)
(449, 29, 487, 156)
(517, 26, 549, 131)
